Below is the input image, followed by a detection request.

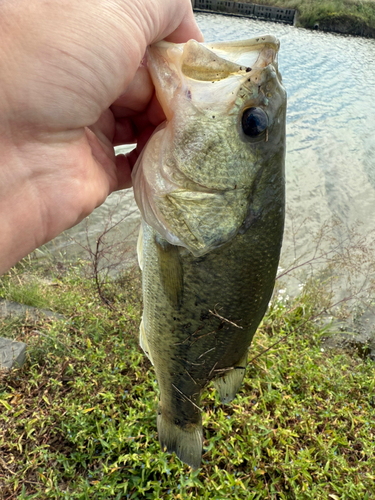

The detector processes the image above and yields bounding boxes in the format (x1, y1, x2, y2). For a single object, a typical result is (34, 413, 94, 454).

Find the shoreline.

(192, 0, 375, 38)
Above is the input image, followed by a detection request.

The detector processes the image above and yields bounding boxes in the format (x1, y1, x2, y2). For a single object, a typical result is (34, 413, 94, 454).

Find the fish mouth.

(190, 35, 280, 78)
(147, 35, 280, 120)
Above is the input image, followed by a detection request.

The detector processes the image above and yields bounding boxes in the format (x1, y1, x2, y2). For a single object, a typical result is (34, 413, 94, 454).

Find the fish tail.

(157, 414, 203, 469)
(212, 350, 248, 404)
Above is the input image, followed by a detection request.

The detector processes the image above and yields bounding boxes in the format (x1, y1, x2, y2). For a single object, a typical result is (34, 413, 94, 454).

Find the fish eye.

(242, 107, 268, 138)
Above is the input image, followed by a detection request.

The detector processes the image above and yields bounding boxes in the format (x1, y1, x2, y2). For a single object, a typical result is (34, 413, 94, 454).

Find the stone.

(0, 299, 64, 320)
(0, 337, 27, 370)
(320, 310, 375, 362)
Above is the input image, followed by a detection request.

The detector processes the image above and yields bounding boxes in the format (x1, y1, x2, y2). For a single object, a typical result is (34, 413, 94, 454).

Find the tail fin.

(212, 350, 248, 404)
(157, 414, 203, 469)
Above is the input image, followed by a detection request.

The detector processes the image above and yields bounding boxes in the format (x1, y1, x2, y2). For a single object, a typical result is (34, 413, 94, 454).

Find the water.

(42, 13, 375, 295)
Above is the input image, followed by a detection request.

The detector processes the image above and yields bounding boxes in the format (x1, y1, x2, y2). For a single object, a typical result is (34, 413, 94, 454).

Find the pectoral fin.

(155, 235, 184, 308)
(139, 316, 154, 365)
(137, 224, 144, 271)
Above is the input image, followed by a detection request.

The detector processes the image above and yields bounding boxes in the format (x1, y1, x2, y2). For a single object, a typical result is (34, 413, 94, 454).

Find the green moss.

(1, 261, 375, 498)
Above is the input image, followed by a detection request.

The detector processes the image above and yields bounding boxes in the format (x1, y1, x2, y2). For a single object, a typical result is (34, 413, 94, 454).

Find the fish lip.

(153, 34, 280, 52)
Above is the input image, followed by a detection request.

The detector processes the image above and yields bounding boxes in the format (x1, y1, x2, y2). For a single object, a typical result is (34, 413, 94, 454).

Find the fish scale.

(133, 35, 286, 468)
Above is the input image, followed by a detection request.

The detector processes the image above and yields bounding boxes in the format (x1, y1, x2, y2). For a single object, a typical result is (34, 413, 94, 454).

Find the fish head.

(132, 36, 286, 256)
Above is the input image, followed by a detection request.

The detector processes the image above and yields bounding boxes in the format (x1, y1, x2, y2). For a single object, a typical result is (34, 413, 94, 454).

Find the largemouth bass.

(132, 35, 286, 469)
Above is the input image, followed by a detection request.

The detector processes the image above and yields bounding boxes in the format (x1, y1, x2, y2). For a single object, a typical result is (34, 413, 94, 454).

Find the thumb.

(164, 10, 204, 43)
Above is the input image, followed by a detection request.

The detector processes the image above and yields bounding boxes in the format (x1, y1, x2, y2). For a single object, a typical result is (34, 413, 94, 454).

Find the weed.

(237, 0, 375, 35)
(1, 256, 375, 499)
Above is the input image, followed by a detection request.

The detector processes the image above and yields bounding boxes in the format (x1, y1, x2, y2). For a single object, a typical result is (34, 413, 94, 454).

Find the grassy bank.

(1, 260, 375, 499)
(238, 0, 375, 36)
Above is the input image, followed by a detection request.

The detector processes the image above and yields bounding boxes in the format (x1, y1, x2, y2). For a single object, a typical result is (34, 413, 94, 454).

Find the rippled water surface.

(43, 13, 375, 290)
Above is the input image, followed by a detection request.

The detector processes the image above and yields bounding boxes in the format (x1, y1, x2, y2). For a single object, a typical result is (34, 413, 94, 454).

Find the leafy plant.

(1, 251, 375, 499)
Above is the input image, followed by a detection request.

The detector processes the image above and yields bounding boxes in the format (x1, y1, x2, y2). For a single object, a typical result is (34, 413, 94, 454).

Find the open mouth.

(203, 35, 279, 71)
(147, 36, 280, 120)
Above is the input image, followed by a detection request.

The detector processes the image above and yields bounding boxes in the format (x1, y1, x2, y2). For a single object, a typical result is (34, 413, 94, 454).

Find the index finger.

(111, 66, 153, 117)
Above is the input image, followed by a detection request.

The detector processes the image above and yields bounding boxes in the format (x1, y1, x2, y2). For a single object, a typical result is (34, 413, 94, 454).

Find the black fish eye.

(242, 107, 268, 137)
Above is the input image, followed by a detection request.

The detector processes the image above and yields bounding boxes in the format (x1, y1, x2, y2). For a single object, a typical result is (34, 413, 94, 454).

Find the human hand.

(0, 0, 203, 274)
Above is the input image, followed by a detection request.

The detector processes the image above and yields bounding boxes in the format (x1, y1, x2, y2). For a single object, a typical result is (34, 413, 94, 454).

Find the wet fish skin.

(133, 36, 286, 469)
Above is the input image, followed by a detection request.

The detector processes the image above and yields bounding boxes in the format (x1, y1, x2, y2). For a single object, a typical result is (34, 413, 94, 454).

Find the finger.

(136, 125, 156, 155)
(112, 66, 153, 116)
(149, 1, 204, 44)
(146, 94, 166, 126)
(114, 154, 133, 190)
(86, 126, 133, 193)
(114, 124, 155, 190)
(112, 118, 136, 146)
(164, 11, 204, 43)
(89, 108, 116, 145)
(112, 92, 165, 146)
(112, 114, 153, 145)
(85, 127, 118, 195)
(112, 91, 165, 121)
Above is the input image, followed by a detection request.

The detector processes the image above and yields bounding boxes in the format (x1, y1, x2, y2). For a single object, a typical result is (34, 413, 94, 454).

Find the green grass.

(236, 0, 375, 35)
(1, 261, 375, 499)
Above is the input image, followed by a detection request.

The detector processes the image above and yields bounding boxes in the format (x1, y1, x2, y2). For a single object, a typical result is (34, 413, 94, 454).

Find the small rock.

(0, 337, 27, 370)
(0, 299, 64, 320)
(321, 331, 375, 361)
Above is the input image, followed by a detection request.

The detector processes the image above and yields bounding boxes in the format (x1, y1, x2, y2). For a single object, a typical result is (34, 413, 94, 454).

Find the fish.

(132, 35, 286, 469)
